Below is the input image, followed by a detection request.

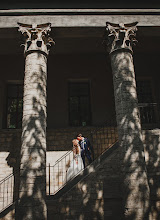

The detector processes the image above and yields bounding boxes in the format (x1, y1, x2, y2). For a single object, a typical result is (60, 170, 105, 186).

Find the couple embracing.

(66, 133, 94, 181)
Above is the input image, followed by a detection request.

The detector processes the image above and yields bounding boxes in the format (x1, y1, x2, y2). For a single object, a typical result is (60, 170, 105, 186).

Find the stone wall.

(142, 129, 160, 220)
(47, 129, 160, 220)
(0, 128, 160, 219)
(0, 130, 21, 216)
(0, 208, 15, 220)
(0, 130, 21, 181)
(0, 127, 118, 218)
(47, 144, 122, 220)
(0, 126, 118, 181)
(0, 81, 4, 129)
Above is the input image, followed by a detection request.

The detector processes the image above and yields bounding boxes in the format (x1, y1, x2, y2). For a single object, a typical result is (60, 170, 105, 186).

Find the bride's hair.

(72, 139, 80, 154)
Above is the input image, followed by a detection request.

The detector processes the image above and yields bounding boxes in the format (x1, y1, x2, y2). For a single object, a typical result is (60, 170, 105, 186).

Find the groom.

(77, 133, 94, 168)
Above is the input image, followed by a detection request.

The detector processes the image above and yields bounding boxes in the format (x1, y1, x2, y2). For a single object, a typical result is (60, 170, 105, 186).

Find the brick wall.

(0, 130, 21, 181)
(47, 144, 122, 220)
(0, 127, 117, 180)
(142, 129, 160, 220)
(0, 128, 160, 219)
(47, 129, 160, 220)
(0, 127, 118, 200)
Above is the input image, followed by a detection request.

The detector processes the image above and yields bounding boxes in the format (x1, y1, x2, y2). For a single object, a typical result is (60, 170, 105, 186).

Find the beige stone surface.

(0, 9, 160, 28)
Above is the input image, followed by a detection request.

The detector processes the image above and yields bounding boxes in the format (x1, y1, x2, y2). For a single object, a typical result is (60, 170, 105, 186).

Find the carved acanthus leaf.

(105, 22, 138, 54)
(18, 22, 55, 55)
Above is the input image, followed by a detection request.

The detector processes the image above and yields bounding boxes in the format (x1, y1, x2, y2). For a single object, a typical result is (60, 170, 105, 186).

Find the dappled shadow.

(47, 143, 122, 220)
(16, 52, 48, 219)
(0, 132, 21, 216)
(111, 51, 150, 219)
(143, 130, 160, 219)
(46, 121, 118, 195)
(6, 134, 21, 204)
(47, 49, 157, 219)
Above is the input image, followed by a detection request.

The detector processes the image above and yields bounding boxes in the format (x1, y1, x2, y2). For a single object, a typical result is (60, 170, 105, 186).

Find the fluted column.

(17, 23, 54, 220)
(105, 22, 149, 219)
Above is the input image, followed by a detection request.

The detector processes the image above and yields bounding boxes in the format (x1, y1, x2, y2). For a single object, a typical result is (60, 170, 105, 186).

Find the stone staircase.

(0, 126, 118, 219)
(47, 142, 121, 220)
(1, 128, 160, 219)
(0, 141, 120, 220)
(0, 203, 16, 220)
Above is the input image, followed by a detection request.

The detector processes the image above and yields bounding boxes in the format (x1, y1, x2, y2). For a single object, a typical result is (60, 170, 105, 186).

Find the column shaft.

(105, 22, 150, 219)
(17, 22, 53, 220)
(18, 52, 47, 220)
(111, 50, 149, 219)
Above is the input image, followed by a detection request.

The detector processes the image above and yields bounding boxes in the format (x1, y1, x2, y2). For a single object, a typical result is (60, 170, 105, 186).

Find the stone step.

(46, 142, 121, 220)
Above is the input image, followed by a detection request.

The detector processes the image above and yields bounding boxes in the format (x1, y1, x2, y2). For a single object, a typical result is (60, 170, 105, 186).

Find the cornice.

(0, 9, 160, 16)
(0, 9, 160, 28)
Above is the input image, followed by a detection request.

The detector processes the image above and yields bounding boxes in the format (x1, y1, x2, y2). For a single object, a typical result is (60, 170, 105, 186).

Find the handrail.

(46, 124, 118, 195)
(0, 173, 13, 184)
(47, 127, 98, 194)
(47, 150, 74, 194)
(0, 170, 19, 214)
(0, 121, 118, 212)
(54, 150, 72, 164)
(0, 168, 20, 185)
(0, 173, 14, 213)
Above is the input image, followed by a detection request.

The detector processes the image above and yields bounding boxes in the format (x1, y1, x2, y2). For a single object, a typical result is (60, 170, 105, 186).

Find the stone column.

(17, 23, 54, 220)
(105, 22, 150, 219)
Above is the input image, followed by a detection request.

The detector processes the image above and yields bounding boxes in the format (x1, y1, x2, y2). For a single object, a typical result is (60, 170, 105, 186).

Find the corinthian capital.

(18, 22, 54, 56)
(105, 22, 138, 54)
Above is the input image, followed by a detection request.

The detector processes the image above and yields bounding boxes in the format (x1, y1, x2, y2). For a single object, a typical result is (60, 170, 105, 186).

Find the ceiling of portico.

(0, 0, 160, 9)
(0, 26, 160, 55)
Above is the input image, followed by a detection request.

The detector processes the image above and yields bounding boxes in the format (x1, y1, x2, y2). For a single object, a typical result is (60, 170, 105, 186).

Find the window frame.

(136, 77, 159, 127)
(6, 81, 23, 129)
(68, 80, 92, 127)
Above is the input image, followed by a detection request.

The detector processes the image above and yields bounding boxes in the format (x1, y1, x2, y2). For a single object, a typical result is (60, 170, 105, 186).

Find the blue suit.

(79, 138, 94, 168)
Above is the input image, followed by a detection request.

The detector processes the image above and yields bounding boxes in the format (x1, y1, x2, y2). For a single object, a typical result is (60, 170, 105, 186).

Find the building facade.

(0, 7, 160, 220)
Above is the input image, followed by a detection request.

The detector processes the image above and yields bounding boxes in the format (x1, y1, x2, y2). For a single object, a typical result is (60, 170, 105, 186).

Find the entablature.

(0, 9, 160, 28)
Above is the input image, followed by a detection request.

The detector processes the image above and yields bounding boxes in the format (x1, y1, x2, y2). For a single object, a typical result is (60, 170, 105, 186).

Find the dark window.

(7, 84, 23, 128)
(68, 82, 91, 126)
(136, 80, 157, 124)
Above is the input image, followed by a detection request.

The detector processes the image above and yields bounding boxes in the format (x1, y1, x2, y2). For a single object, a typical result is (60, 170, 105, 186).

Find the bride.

(66, 139, 84, 182)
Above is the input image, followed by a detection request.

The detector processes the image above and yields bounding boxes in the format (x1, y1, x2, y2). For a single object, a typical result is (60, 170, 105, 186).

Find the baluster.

(49, 163, 50, 195)
(3, 181, 6, 208)
(64, 154, 66, 184)
(53, 165, 55, 194)
(11, 175, 13, 204)
(7, 179, 9, 206)
(58, 161, 59, 188)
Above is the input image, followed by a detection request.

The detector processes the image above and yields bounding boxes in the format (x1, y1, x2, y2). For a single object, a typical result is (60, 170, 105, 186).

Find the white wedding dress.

(66, 146, 84, 182)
